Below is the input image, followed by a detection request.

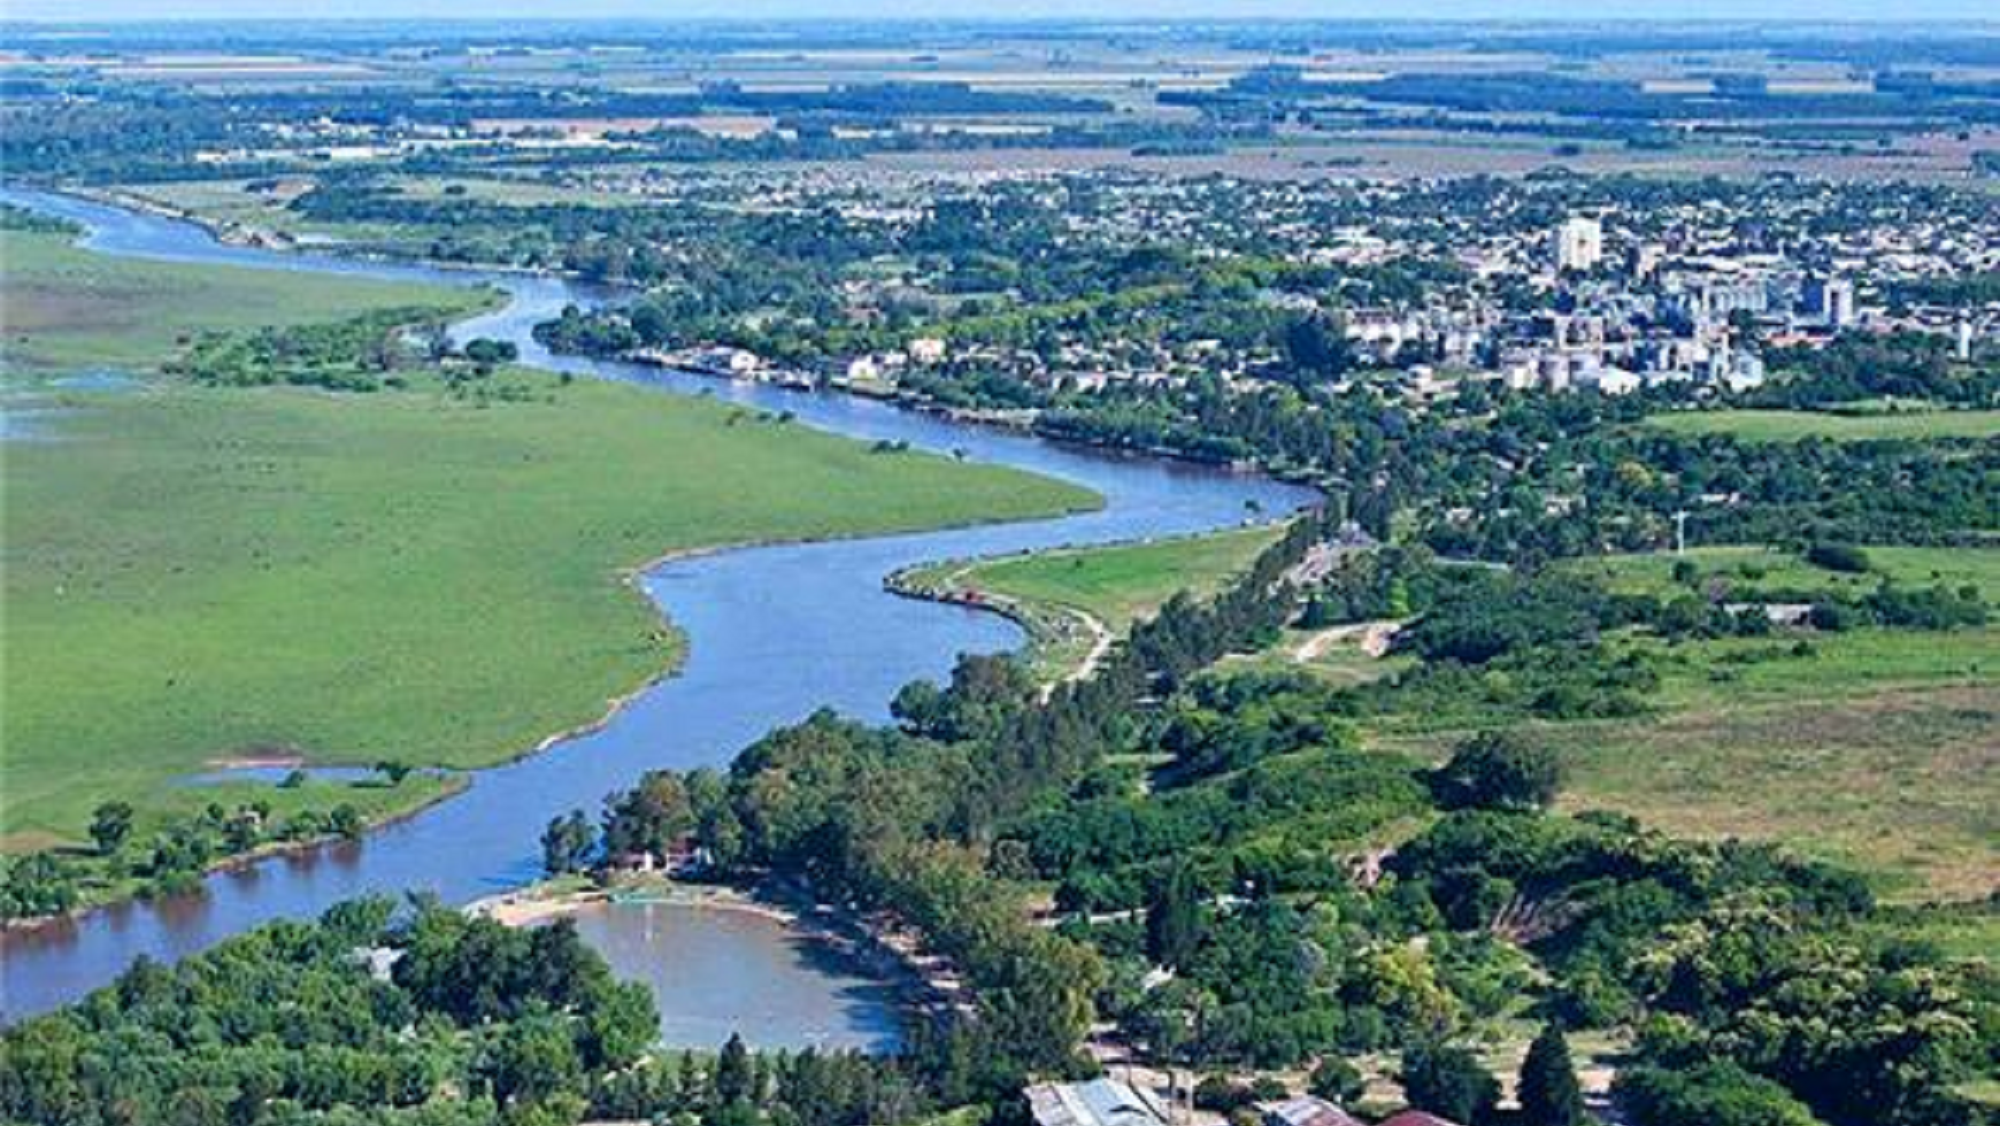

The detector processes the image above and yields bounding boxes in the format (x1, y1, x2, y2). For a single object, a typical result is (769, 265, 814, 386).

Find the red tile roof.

(1376, 1112, 1465, 1126)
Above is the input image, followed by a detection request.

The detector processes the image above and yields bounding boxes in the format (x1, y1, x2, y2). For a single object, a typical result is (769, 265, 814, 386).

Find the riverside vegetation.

(0, 232, 1098, 918)
(3, 22, 1997, 1126)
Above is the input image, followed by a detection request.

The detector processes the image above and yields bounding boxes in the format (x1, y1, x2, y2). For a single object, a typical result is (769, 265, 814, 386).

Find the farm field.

(1647, 407, 2000, 442)
(0, 227, 493, 374)
(2, 376, 1098, 849)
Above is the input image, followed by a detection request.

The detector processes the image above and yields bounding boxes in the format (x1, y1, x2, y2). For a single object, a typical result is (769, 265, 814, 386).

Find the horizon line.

(7, 14, 2000, 27)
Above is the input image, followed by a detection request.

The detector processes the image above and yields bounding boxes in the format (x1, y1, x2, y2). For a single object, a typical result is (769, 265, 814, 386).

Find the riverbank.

(0, 185, 1312, 1024)
(888, 524, 1286, 682)
(3, 367, 1097, 857)
(2, 772, 470, 933)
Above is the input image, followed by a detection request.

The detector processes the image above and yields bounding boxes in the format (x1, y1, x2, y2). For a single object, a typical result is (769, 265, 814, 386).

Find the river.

(0, 186, 1316, 1042)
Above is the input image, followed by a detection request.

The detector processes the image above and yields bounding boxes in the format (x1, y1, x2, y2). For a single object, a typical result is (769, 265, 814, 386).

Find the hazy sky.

(11, 0, 1997, 23)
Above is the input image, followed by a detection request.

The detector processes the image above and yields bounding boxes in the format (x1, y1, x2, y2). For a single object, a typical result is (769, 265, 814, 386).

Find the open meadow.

(1387, 546, 2000, 902)
(1647, 407, 2000, 442)
(965, 531, 1998, 902)
(899, 524, 1280, 677)
(2, 376, 1097, 849)
(0, 227, 494, 375)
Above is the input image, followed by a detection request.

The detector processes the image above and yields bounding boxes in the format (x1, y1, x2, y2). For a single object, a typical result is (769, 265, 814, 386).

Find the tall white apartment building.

(1554, 216, 1604, 273)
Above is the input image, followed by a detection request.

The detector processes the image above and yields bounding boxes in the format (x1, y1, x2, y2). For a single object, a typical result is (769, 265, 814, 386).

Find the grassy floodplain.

(0, 227, 495, 374)
(1647, 406, 2000, 442)
(900, 524, 1280, 677)
(3, 374, 1098, 848)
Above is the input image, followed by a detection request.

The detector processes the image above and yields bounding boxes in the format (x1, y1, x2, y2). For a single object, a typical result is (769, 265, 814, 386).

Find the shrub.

(1804, 543, 1871, 574)
(1430, 730, 1563, 812)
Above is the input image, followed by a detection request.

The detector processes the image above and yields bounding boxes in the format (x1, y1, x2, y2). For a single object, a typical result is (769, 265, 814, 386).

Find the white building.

(1555, 216, 1605, 273)
(1802, 276, 1856, 328)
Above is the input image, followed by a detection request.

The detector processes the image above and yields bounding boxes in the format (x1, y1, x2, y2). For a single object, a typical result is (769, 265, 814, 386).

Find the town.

(524, 168, 1997, 415)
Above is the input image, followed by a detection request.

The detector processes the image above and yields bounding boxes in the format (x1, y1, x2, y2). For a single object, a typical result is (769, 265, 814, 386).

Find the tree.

(600, 771, 692, 860)
(328, 804, 363, 840)
(1308, 1056, 1365, 1105)
(1146, 863, 1203, 969)
(1518, 1022, 1587, 1126)
(374, 759, 414, 786)
(462, 337, 519, 371)
(1402, 1040, 1500, 1126)
(715, 1033, 754, 1106)
(89, 802, 135, 856)
(1281, 314, 1353, 383)
(487, 1012, 582, 1107)
(1431, 730, 1563, 812)
(1614, 1062, 1823, 1126)
(541, 811, 595, 877)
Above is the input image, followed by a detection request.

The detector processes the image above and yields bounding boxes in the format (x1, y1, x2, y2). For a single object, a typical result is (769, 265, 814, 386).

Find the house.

(1025, 1079, 1170, 1126)
(908, 336, 948, 364)
(1258, 1094, 1368, 1126)
(1376, 1112, 1465, 1126)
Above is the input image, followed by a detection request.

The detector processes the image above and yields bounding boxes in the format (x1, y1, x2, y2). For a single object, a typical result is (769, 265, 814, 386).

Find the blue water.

(0, 186, 1316, 1041)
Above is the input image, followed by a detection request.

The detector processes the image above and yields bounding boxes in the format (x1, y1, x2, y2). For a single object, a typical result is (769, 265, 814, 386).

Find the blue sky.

(13, 1, 1997, 22)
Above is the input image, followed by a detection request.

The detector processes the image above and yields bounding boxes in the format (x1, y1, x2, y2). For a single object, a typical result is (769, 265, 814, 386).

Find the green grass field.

(3, 378, 1098, 848)
(1562, 544, 2000, 602)
(1380, 621, 1998, 903)
(900, 525, 1280, 676)
(1647, 408, 2000, 442)
(0, 228, 494, 375)
(915, 525, 1281, 632)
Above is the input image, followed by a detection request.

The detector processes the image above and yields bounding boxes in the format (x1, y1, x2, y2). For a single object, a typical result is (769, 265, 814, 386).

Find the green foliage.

(1805, 542, 1873, 574)
(170, 308, 450, 392)
(1400, 1040, 1501, 1125)
(1144, 863, 1204, 969)
(87, 801, 134, 856)
(0, 898, 657, 1125)
(541, 811, 596, 877)
(1517, 1023, 1587, 1126)
(1307, 1057, 1365, 1105)
(1615, 1062, 1827, 1126)
(1429, 730, 1563, 812)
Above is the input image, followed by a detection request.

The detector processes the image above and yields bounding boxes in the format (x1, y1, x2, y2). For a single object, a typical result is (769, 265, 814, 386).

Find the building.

(1375, 1113, 1465, 1126)
(1258, 1095, 1368, 1126)
(1802, 276, 1857, 328)
(1025, 1079, 1170, 1126)
(1554, 216, 1604, 273)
